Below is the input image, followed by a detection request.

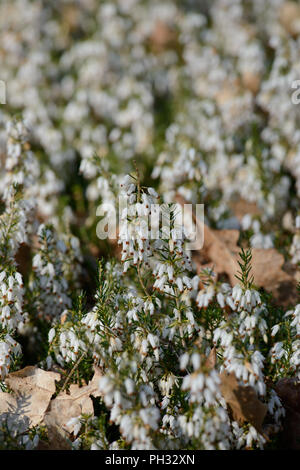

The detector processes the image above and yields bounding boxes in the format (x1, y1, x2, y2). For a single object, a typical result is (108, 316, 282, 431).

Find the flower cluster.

(0, 0, 299, 451)
(31, 224, 72, 320)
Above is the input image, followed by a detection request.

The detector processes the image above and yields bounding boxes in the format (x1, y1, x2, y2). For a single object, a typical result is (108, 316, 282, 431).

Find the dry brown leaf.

(0, 366, 60, 428)
(229, 198, 261, 221)
(149, 21, 176, 53)
(241, 71, 261, 94)
(280, 2, 300, 37)
(0, 392, 17, 414)
(62, 5, 81, 33)
(0, 392, 22, 429)
(87, 365, 103, 398)
(43, 366, 102, 448)
(176, 196, 297, 306)
(176, 194, 240, 284)
(205, 347, 217, 369)
(251, 250, 298, 306)
(45, 383, 94, 433)
(251, 249, 291, 289)
(202, 225, 294, 296)
(42, 413, 73, 450)
(215, 79, 241, 107)
(220, 371, 267, 434)
(0, 366, 102, 450)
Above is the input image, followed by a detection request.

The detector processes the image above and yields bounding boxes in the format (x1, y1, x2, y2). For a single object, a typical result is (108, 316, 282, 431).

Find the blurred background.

(0, 0, 300, 268)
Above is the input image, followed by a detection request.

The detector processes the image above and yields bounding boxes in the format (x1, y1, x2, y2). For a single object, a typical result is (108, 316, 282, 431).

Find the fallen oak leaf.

(198, 227, 240, 285)
(175, 194, 239, 284)
(1, 366, 60, 428)
(219, 371, 267, 434)
(251, 249, 292, 290)
(176, 196, 297, 305)
(43, 366, 102, 448)
(201, 226, 293, 294)
(250, 250, 298, 307)
(216, 239, 297, 306)
(0, 392, 27, 434)
(45, 383, 94, 431)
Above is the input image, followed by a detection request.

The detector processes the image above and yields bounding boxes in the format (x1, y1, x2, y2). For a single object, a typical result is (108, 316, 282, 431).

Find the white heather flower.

(271, 324, 280, 337)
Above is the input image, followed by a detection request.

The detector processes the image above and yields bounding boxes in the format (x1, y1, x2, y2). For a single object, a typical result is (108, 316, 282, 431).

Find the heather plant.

(0, 0, 299, 451)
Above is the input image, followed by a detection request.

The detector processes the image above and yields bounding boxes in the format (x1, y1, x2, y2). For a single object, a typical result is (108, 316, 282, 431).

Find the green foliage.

(235, 247, 254, 290)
